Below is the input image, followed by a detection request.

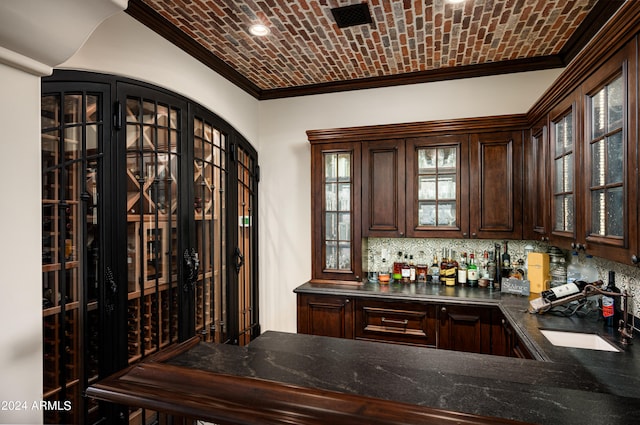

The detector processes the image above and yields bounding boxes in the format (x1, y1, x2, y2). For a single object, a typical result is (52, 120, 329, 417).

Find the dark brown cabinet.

(297, 292, 526, 358)
(311, 142, 362, 282)
(405, 135, 470, 238)
(297, 294, 354, 339)
(437, 304, 492, 354)
(529, 41, 639, 265)
(362, 139, 405, 237)
(469, 131, 523, 240)
(524, 119, 550, 242)
(490, 309, 533, 359)
(355, 298, 436, 346)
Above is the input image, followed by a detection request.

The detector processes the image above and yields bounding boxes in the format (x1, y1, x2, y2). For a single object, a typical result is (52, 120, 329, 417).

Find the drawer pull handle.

(381, 317, 408, 327)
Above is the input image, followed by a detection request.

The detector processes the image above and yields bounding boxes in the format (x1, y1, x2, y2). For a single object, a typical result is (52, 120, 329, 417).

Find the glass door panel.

(236, 144, 258, 346)
(417, 146, 458, 228)
(552, 111, 575, 234)
(588, 74, 625, 239)
(41, 87, 107, 424)
(124, 95, 180, 368)
(193, 116, 227, 343)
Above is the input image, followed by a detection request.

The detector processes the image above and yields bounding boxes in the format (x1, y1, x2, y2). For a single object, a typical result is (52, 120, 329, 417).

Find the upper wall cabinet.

(469, 131, 523, 240)
(524, 119, 549, 242)
(543, 43, 638, 264)
(581, 43, 637, 264)
(311, 142, 362, 282)
(405, 134, 470, 239)
(362, 139, 406, 237)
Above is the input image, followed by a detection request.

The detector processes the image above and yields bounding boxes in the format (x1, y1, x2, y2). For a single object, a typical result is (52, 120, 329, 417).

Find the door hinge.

(113, 101, 122, 130)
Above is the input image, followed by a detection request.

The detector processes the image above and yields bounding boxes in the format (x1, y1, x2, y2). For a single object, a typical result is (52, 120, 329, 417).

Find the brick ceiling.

(128, 0, 621, 99)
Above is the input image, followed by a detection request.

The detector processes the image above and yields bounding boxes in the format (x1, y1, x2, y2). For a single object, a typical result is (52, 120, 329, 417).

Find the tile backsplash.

(365, 237, 640, 320)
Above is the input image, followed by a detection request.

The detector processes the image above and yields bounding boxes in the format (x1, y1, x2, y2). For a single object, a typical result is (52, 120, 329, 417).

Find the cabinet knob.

(441, 307, 447, 313)
(345, 299, 350, 303)
(632, 255, 639, 266)
(462, 232, 468, 238)
(471, 232, 477, 238)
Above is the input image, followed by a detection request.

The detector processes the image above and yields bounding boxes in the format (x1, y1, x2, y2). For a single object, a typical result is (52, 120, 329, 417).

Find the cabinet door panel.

(470, 131, 523, 239)
(362, 140, 405, 237)
(297, 294, 354, 339)
(311, 143, 362, 282)
(581, 43, 637, 264)
(524, 121, 550, 241)
(438, 305, 491, 354)
(406, 135, 469, 238)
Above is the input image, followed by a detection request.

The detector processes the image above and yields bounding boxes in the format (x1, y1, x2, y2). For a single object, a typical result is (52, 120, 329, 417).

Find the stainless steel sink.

(539, 329, 620, 352)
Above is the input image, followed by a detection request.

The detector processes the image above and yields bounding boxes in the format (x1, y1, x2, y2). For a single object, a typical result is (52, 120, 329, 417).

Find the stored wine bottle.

(541, 280, 588, 301)
(401, 254, 411, 282)
(467, 253, 479, 287)
(602, 270, 620, 328)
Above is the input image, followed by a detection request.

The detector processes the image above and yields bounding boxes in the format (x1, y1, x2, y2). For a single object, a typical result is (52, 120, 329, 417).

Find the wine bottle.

(541, 280, 588, 301)
(602, 270, 620, 328)
(502, 241, 511, 269)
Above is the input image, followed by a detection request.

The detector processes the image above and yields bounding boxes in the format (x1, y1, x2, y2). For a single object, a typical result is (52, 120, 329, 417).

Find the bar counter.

(87, 282, 640, 424)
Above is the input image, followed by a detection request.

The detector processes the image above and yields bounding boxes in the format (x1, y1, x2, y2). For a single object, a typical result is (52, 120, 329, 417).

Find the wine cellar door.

(41, 72, 260, 425)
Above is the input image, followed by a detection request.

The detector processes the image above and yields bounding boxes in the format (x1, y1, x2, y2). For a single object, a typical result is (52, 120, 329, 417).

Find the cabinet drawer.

(355, 299, 436, 346)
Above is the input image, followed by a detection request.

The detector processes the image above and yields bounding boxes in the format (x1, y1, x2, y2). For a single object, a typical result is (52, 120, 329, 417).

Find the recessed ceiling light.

(446, 0, 465, 4)
(249, 24, 270, 36)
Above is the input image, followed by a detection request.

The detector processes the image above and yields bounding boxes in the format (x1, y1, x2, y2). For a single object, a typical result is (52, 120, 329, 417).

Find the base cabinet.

(355, 299, 437, 346)
(437, 304, 492, 354)
(297, 293, 530, 358)
(297, 294, 354, 339)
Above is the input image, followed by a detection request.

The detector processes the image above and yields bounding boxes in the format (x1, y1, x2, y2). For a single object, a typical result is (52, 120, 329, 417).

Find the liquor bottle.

(416, 251, 428, 282)
(429, 255, 440, 284)
(467, 253, 479, 287)
(409, 255, 416, 282)
(541, 280, 588, 301)
(481, 250, 489, 278)
(401, 254, 411, 282)
(393, 251, 404, 281)
(502, 241, 511, 270)
(440, 249, 449, 285)
(444, 251, 457, 286)
(457, 252, 468, 285)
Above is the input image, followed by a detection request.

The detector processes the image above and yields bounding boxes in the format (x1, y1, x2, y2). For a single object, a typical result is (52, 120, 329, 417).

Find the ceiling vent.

(330, 3, 373, 28)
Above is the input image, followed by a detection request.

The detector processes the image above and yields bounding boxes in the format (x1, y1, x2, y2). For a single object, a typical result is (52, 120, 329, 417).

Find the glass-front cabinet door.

(582, 44, 636, 263)
(311, 142, 362, 282)
(406, 135, 469, 238)
(550, 97, 577, 245)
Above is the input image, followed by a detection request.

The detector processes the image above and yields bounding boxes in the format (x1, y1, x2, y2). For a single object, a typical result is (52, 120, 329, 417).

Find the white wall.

(257, 70, 562, 332)
(60, 12, 260, 144)
(0, 62, 43, 424)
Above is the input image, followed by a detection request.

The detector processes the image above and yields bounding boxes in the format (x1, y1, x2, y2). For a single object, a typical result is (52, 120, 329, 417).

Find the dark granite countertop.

(166, 282, 640, 424)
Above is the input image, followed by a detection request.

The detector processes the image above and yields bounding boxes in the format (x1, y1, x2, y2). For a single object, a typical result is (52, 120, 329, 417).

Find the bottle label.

(551, 282, 580, 298)
(602, 296, 614, 318)
(468, 269, 479, 281)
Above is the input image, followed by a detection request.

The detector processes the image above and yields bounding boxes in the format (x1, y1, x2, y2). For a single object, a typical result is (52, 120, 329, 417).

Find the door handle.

(233, 247, 244, 273)
(183, 249, 199, 292)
